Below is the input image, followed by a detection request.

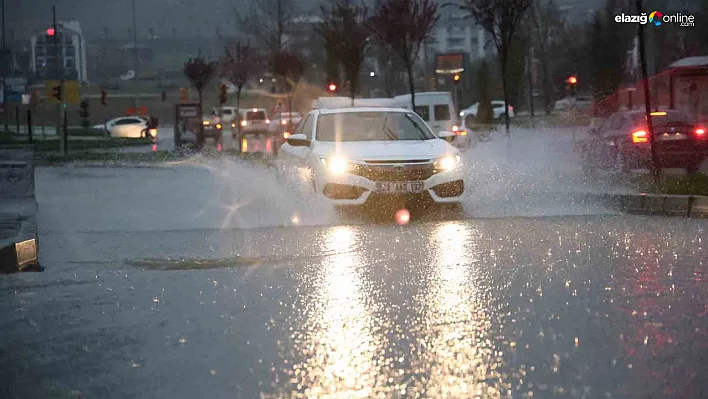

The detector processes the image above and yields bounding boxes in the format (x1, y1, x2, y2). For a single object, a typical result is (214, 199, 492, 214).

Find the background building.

(29, 20, 88, 83)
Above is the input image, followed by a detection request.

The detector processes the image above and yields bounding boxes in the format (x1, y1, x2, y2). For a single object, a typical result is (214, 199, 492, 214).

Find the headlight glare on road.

(320, 156, 349, 174)
(436, 154, 461, 171)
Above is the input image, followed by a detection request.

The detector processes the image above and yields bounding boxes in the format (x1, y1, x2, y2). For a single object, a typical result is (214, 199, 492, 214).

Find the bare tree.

(317, 1, 371, 105)
(269, 51, 306, 123)
(234, 0, 296, 52)
(368, 0, 439, 109)
(184, 53, 216, 149)
(458, 0, 533, 135)
(220, 41, 260, 152)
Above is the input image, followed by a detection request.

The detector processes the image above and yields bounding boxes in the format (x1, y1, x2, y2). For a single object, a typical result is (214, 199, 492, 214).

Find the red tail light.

(696, 127, 706, 138)
(632, 130, 648, 143)
(509, 105, 514, 111)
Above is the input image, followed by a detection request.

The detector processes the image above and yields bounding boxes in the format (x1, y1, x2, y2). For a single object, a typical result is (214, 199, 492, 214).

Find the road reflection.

(410, 221, 512, 398)
(281, 226, 391, 398)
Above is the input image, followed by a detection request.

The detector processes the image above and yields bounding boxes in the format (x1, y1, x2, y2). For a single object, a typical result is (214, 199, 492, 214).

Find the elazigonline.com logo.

(615, 10, 694, 27)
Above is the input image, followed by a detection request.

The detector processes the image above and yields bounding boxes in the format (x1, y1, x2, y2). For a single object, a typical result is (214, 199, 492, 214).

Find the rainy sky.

(7, 0, 610, 42)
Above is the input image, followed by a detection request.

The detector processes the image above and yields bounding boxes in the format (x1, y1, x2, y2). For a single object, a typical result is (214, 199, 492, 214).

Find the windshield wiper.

(405, 114, 430, 140)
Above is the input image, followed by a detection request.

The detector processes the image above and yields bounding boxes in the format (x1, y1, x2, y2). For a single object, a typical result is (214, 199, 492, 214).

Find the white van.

(392, 92, 458, 133)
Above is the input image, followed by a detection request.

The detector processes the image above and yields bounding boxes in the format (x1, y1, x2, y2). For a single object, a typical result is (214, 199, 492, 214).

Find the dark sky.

(7, 0, 614, 45)
(7, 0, 318, 41)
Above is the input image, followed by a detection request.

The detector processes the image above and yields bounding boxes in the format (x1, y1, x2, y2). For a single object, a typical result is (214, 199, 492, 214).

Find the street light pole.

(131, 0, 139, 110)
(1, 0, 7, 133)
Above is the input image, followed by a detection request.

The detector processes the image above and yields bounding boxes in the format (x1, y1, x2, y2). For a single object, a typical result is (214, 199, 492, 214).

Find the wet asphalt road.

(1, 128, 707, 398)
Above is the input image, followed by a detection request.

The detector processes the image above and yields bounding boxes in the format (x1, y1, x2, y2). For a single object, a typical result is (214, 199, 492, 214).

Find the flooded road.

(1, 128, 707, 398)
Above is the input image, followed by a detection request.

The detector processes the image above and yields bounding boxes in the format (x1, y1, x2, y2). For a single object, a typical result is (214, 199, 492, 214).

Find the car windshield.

(316, 111, 436, 142)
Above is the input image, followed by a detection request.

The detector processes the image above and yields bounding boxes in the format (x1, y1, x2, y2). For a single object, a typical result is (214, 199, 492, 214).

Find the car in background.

(202, 113, 229, 140)
(579, 110, 707, 173)
(554, 96, 593, 111)
(211, 106, 238, 123)
(459, 100, 515, 120)
(276, 107, 465, 207)
(391, 92, 470, 151)
(238, 108, 270, 135)
(94, 116, 154, 138)
(269, 112, 302, 133)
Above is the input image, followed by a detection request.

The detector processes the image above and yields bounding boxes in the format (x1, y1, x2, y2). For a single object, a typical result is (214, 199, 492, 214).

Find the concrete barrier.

(0, 150, 40, 272)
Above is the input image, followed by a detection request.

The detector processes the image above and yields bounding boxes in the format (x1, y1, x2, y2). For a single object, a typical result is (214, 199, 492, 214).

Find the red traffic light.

(328, 84, 337, 92)
(568, 76, 577, 84)
(47, 27, 55, 36)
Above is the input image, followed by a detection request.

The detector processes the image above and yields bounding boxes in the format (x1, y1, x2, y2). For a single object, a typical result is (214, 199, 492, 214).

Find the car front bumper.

(313, 164, 466, 206)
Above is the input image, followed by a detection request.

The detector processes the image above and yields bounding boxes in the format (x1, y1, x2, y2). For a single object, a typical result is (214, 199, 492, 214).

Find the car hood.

(313, 139, 457, 161)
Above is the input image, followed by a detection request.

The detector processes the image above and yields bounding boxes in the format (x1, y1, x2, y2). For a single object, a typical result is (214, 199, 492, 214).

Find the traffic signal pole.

(51, 6, 67, 155)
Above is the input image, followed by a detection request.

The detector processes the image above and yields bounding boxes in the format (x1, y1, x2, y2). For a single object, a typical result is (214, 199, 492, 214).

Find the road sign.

(178, 103, 199, 118)
(45, 80, 80, 104)
(436, 53, 465, 74)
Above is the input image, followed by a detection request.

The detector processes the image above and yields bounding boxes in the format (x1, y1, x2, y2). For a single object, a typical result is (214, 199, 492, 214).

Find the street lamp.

(369, 71, 375, 77)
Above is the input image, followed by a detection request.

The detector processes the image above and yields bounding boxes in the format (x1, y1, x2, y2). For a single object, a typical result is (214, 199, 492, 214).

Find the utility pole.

(52, 6, 67, 155)
(527, 44, 535, 118)
(636, 0, 658, 181)
(2, 0, 7, 133)
(131, 0, 139, 110)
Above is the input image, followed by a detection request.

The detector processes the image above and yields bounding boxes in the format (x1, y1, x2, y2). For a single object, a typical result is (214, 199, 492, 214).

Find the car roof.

(316, 107, 411, 115)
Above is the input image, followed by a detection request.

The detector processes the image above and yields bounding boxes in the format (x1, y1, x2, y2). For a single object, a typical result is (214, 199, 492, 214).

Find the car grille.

(351, 162, 436, 182)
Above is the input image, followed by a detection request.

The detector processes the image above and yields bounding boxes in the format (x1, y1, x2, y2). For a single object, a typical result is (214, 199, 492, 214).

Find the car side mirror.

(286, 133, 310, 147)
(438, 131, 456, 142)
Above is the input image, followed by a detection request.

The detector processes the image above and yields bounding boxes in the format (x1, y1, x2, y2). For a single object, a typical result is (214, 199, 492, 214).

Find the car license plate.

(374, 182, 425, 193)
(660, 133, 686, 141)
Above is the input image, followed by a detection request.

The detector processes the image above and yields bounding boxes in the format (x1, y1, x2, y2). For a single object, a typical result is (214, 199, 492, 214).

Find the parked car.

(94, 116, 153, 138)
(460, 100, 515, 120)
(275, 107, 465, 207)
(554, 96, 593, 111)
(579, 110, 707, 173)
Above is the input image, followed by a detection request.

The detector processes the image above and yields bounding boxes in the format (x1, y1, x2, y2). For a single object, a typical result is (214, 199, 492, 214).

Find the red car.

(580, 110, 707, 173)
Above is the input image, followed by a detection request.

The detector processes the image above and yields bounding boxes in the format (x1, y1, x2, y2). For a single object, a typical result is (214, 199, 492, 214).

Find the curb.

(591, 193, 708, 218)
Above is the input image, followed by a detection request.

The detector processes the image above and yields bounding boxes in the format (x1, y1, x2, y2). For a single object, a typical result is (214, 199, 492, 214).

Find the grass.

(636, 173, 708, 196)
(1, 133, 152, 152)
(36, 148, 276, 166)
(67, 127, 108, 137)
(38, 151, 180, 164)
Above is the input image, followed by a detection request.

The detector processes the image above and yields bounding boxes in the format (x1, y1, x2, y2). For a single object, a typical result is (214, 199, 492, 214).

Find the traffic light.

(566, 75, 578, 95)
(100, 89, 107, 106)
(46, 27, 55, 36)
(219, 84, 227, 104)
(453, 74, 461, 85)
(328, 83, 337, 93)
(51, 84, 62, 101)
(180, 87, 188, 103)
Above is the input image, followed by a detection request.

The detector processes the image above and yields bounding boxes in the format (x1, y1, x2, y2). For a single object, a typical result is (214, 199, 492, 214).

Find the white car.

(269, 112, 302, 132)
(460, 100, 515, 120)
(238, 108, 270, 134)
(276, 107, 465, 206)
(94, 116, 153, 138)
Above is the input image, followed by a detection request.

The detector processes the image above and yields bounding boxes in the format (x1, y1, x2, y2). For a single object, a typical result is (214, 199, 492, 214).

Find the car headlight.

(319, 156, 350, 174)
(435, 154, 461, 171)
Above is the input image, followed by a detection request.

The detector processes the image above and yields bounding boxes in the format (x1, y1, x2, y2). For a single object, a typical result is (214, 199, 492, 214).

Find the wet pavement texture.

(1, 128, 707, 398)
